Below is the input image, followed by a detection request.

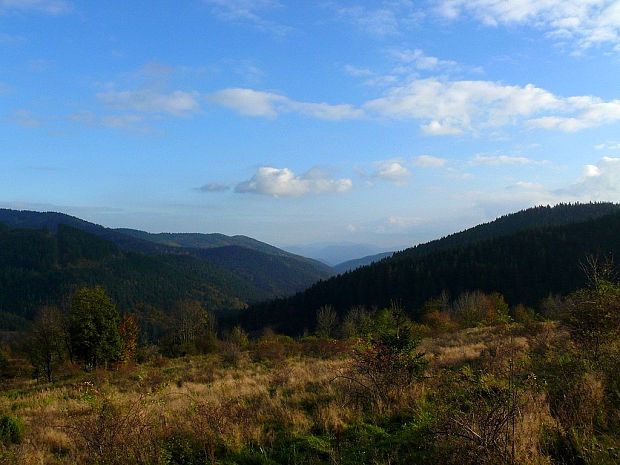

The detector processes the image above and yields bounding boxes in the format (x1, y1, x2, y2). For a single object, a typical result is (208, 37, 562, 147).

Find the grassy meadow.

(1, 317, 619, 465)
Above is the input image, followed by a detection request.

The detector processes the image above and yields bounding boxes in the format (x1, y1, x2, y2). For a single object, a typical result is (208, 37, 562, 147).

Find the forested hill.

(393, 202, 620, 261)
(116, 229, 301, 259)
(0, 210, 329, 267)
(242, 203, 620, 334)
(0, 211, 332, 330)
(332, 203, 619, 274)
(0, 208, 331, 284)
(0, 224, 263, 327)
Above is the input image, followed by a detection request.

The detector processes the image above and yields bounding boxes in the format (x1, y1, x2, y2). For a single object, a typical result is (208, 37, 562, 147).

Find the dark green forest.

(0, 221, 330, 328)
(242, 203, 620, 334)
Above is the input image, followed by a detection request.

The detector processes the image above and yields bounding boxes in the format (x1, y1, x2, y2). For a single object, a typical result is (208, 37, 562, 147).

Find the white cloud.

(203, 0, 289, 35)
(560, 157, 620, 199)
(364, 77, 620, 134)
(595, 141, 620, 150)
(528, 97, 620, 131)
(235, 167, 353, 197)
(98, 89, 200, 116)
(373, 159, 411, 184)
(207, 88, 363, 120)
(469, 154, 545, 166)
(343, 64, 374, 77)
(421, 120, 463, 135)
(438, 0, 620, 51)
(413, 155, 447, 168)
(508, 181, 545, 190)
(364, 78, 563, 134)
(333, 1, 421, 36)
(209, 77, 620, 134)
(389, 48, 458, 71)
(583, 164, 602, 177)
(0, 0, 71, 14)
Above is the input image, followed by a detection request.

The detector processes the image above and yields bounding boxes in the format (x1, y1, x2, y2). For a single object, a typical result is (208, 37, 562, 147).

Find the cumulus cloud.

(235, 167, 353, 197)
(196, 182, 230, 193)
(560, 157, 620, 199)
(373, 159, 411, 184)
(98, 89, 200, 116)
(413, 155, 447, 168)
(364, 78, 563, 133)
(438, 0, 620, 51)
(209, 77, 620, 134)
(0, 0, 71, 14)
(207, 88, 363, 120)
(363, 78, 620, 134)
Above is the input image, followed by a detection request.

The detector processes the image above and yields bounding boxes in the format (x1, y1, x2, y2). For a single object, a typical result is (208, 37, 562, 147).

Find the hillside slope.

(242, 203, 620, 334)
(0, 225, 262, 324)
(0, 209, 332, 307)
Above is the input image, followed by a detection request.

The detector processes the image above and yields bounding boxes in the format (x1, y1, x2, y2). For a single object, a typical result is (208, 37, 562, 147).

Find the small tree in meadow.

(28, 305, 66, 382)
(68, 286, 122, 369)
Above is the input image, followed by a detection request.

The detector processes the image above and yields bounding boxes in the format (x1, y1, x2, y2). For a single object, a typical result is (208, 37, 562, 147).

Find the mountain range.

(0, 209, 332, 329)
(3, 203, 620, 335)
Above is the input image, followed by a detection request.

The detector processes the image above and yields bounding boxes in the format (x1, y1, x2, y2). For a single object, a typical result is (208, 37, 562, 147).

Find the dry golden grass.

(0, 322, 595, 465)
(1, 355, 354, 464)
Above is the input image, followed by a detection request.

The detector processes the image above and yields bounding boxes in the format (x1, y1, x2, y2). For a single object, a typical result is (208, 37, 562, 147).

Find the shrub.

(0, 415, 24, 445)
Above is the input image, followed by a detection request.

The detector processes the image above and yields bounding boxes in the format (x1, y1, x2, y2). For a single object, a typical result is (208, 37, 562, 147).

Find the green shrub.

(0, 414, 24, 445)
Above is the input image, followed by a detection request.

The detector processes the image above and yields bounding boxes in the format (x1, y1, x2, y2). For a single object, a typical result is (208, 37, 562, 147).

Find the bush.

(0, 415, 24, 445)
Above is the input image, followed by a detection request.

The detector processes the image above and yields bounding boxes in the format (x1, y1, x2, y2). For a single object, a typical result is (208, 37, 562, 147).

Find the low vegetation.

(0, 259, 619, 464)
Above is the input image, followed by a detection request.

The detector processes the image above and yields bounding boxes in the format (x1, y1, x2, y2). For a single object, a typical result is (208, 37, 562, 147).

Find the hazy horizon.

(3, 1, 620, 248)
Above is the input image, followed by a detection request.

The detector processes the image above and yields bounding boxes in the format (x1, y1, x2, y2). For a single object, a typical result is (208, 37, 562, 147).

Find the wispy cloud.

(389, 48, 458, 71)
(9, 109, 42, 127)
(438, 0, 620, 52)
(413, 155, 447, 168)
(196, 182, 230, 193)
(332, 1, 421, 36)
(595, 141, 620, 150)
(528, 97, 620, 131)
(469, 154, 547, 166)
(98, 89, 200, 117)
(0, 0, 72, 15)
(203, 0, 290, 35)
(507, 181, 545, 190)
(208, 78, 620, 135)
(207, 88, 363, 120)
(235, 166, 353, 197)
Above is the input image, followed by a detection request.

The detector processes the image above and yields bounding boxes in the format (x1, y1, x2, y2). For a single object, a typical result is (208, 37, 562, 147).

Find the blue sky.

(3, 0, 620, 251)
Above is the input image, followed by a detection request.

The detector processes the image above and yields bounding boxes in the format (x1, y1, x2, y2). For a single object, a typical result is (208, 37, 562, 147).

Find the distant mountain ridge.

(0, 209, 333, 328)
(242, 202, 620, 334)
(284, 243, 390, 266)
(333, 251, 394, 274)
